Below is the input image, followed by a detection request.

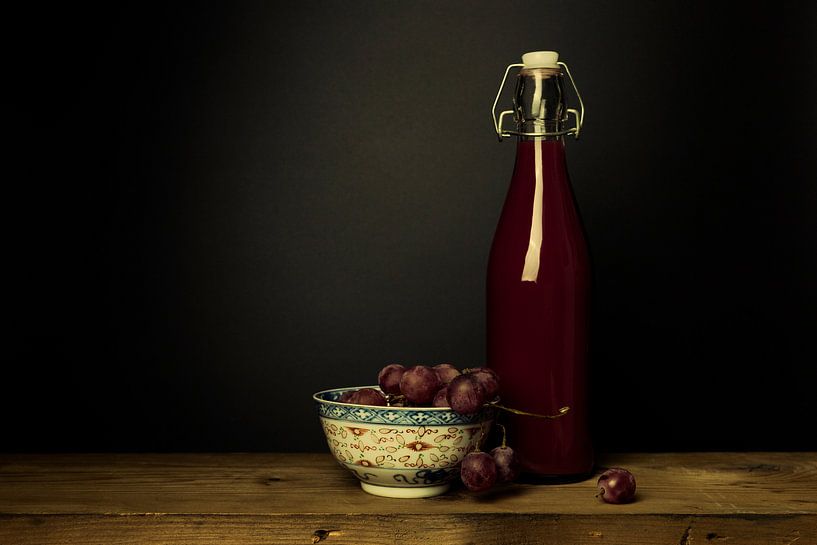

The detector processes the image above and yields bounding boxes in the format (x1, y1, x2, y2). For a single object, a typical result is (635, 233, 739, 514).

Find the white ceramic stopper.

(522, 51, 560, 69)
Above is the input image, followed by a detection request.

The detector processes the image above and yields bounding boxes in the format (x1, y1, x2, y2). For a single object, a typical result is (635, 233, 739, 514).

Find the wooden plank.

(0, 453, 815, 544)
(0, 513, 814, 545)
(1, 452, 815, 516)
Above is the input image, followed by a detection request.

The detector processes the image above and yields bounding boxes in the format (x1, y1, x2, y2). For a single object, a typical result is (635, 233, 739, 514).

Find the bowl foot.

(360, 481, 450, 498)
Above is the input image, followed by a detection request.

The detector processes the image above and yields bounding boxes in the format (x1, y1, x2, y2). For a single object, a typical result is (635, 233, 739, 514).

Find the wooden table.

(1, 452, 815, 544)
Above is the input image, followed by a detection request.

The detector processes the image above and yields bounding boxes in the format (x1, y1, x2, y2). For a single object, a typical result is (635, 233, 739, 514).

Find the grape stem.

(488, 403, 570, 420)
(496, 423, 508, 448)
(471, 419, 489, 453)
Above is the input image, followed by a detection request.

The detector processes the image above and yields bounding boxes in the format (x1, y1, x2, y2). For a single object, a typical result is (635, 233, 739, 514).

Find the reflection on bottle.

(521, 137, 544, 283)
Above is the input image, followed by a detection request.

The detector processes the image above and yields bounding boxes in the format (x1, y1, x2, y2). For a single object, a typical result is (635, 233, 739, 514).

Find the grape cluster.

(338, 363, 520, 493)
(460, 444, 520, 492)
(340, 363, 500, 415)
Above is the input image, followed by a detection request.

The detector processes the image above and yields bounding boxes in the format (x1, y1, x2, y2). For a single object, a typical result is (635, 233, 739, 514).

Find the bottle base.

(517, 469, 595, 485)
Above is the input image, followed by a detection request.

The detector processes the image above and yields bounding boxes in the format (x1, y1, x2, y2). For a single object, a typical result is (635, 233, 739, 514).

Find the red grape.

(466, 368, 500, 400)
(432, 363, 461, 385)
(399, 365, 441, 405)
(447, 374, 486, 415)
(597, 468, 636, 504)
(378, 364, 406, 395)
(490, 446, 520, 483)
(338, 390, 357, 403)
(432, 386, 450, 407)
(354, 388, 387, 406)
(460, 451, 497, 492)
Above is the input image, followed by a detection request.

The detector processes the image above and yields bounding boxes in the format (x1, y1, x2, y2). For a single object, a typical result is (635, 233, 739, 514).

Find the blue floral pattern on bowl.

(315, 386, 492, 426)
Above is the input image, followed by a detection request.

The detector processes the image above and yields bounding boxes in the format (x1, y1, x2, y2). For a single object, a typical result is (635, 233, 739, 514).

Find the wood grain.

(1, 514, 813, 545)
(1, 452, 815, 544)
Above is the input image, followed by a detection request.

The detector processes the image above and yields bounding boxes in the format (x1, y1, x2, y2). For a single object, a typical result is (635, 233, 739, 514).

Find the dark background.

(6, 2, 816, 453)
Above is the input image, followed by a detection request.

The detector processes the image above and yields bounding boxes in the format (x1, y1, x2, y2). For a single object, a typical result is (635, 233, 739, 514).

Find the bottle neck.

(514, 67, 567, 139)
(519, 129, 564, 142)
(510, 137, 568, 190)
(512, 138, 567, 169)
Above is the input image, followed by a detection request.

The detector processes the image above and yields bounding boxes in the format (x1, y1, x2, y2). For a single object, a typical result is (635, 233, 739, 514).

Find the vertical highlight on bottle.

(521, 137, 544, 283)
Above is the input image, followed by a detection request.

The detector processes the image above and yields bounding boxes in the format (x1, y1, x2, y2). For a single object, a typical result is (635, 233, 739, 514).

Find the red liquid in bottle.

(487, 138, 593, 477)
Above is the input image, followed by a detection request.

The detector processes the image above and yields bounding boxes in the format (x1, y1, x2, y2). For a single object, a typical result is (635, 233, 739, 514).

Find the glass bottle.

(487, 51, 593, 478)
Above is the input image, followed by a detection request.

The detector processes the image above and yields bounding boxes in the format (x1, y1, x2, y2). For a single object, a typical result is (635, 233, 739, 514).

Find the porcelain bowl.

(314, 386, 494, 498)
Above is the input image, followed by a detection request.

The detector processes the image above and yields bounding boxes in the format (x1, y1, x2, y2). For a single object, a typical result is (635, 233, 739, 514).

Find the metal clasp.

(491, 61, 585, 141)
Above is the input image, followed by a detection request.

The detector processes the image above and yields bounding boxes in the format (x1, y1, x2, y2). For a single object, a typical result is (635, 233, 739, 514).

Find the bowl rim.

(313, 385, 459, 412)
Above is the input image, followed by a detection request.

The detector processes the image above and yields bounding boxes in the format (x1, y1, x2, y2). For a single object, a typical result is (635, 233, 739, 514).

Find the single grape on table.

(596, 467, 637, 504)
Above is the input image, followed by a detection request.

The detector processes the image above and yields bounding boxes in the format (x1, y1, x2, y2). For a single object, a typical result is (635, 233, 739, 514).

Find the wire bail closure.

(491, 61, 585, 142)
